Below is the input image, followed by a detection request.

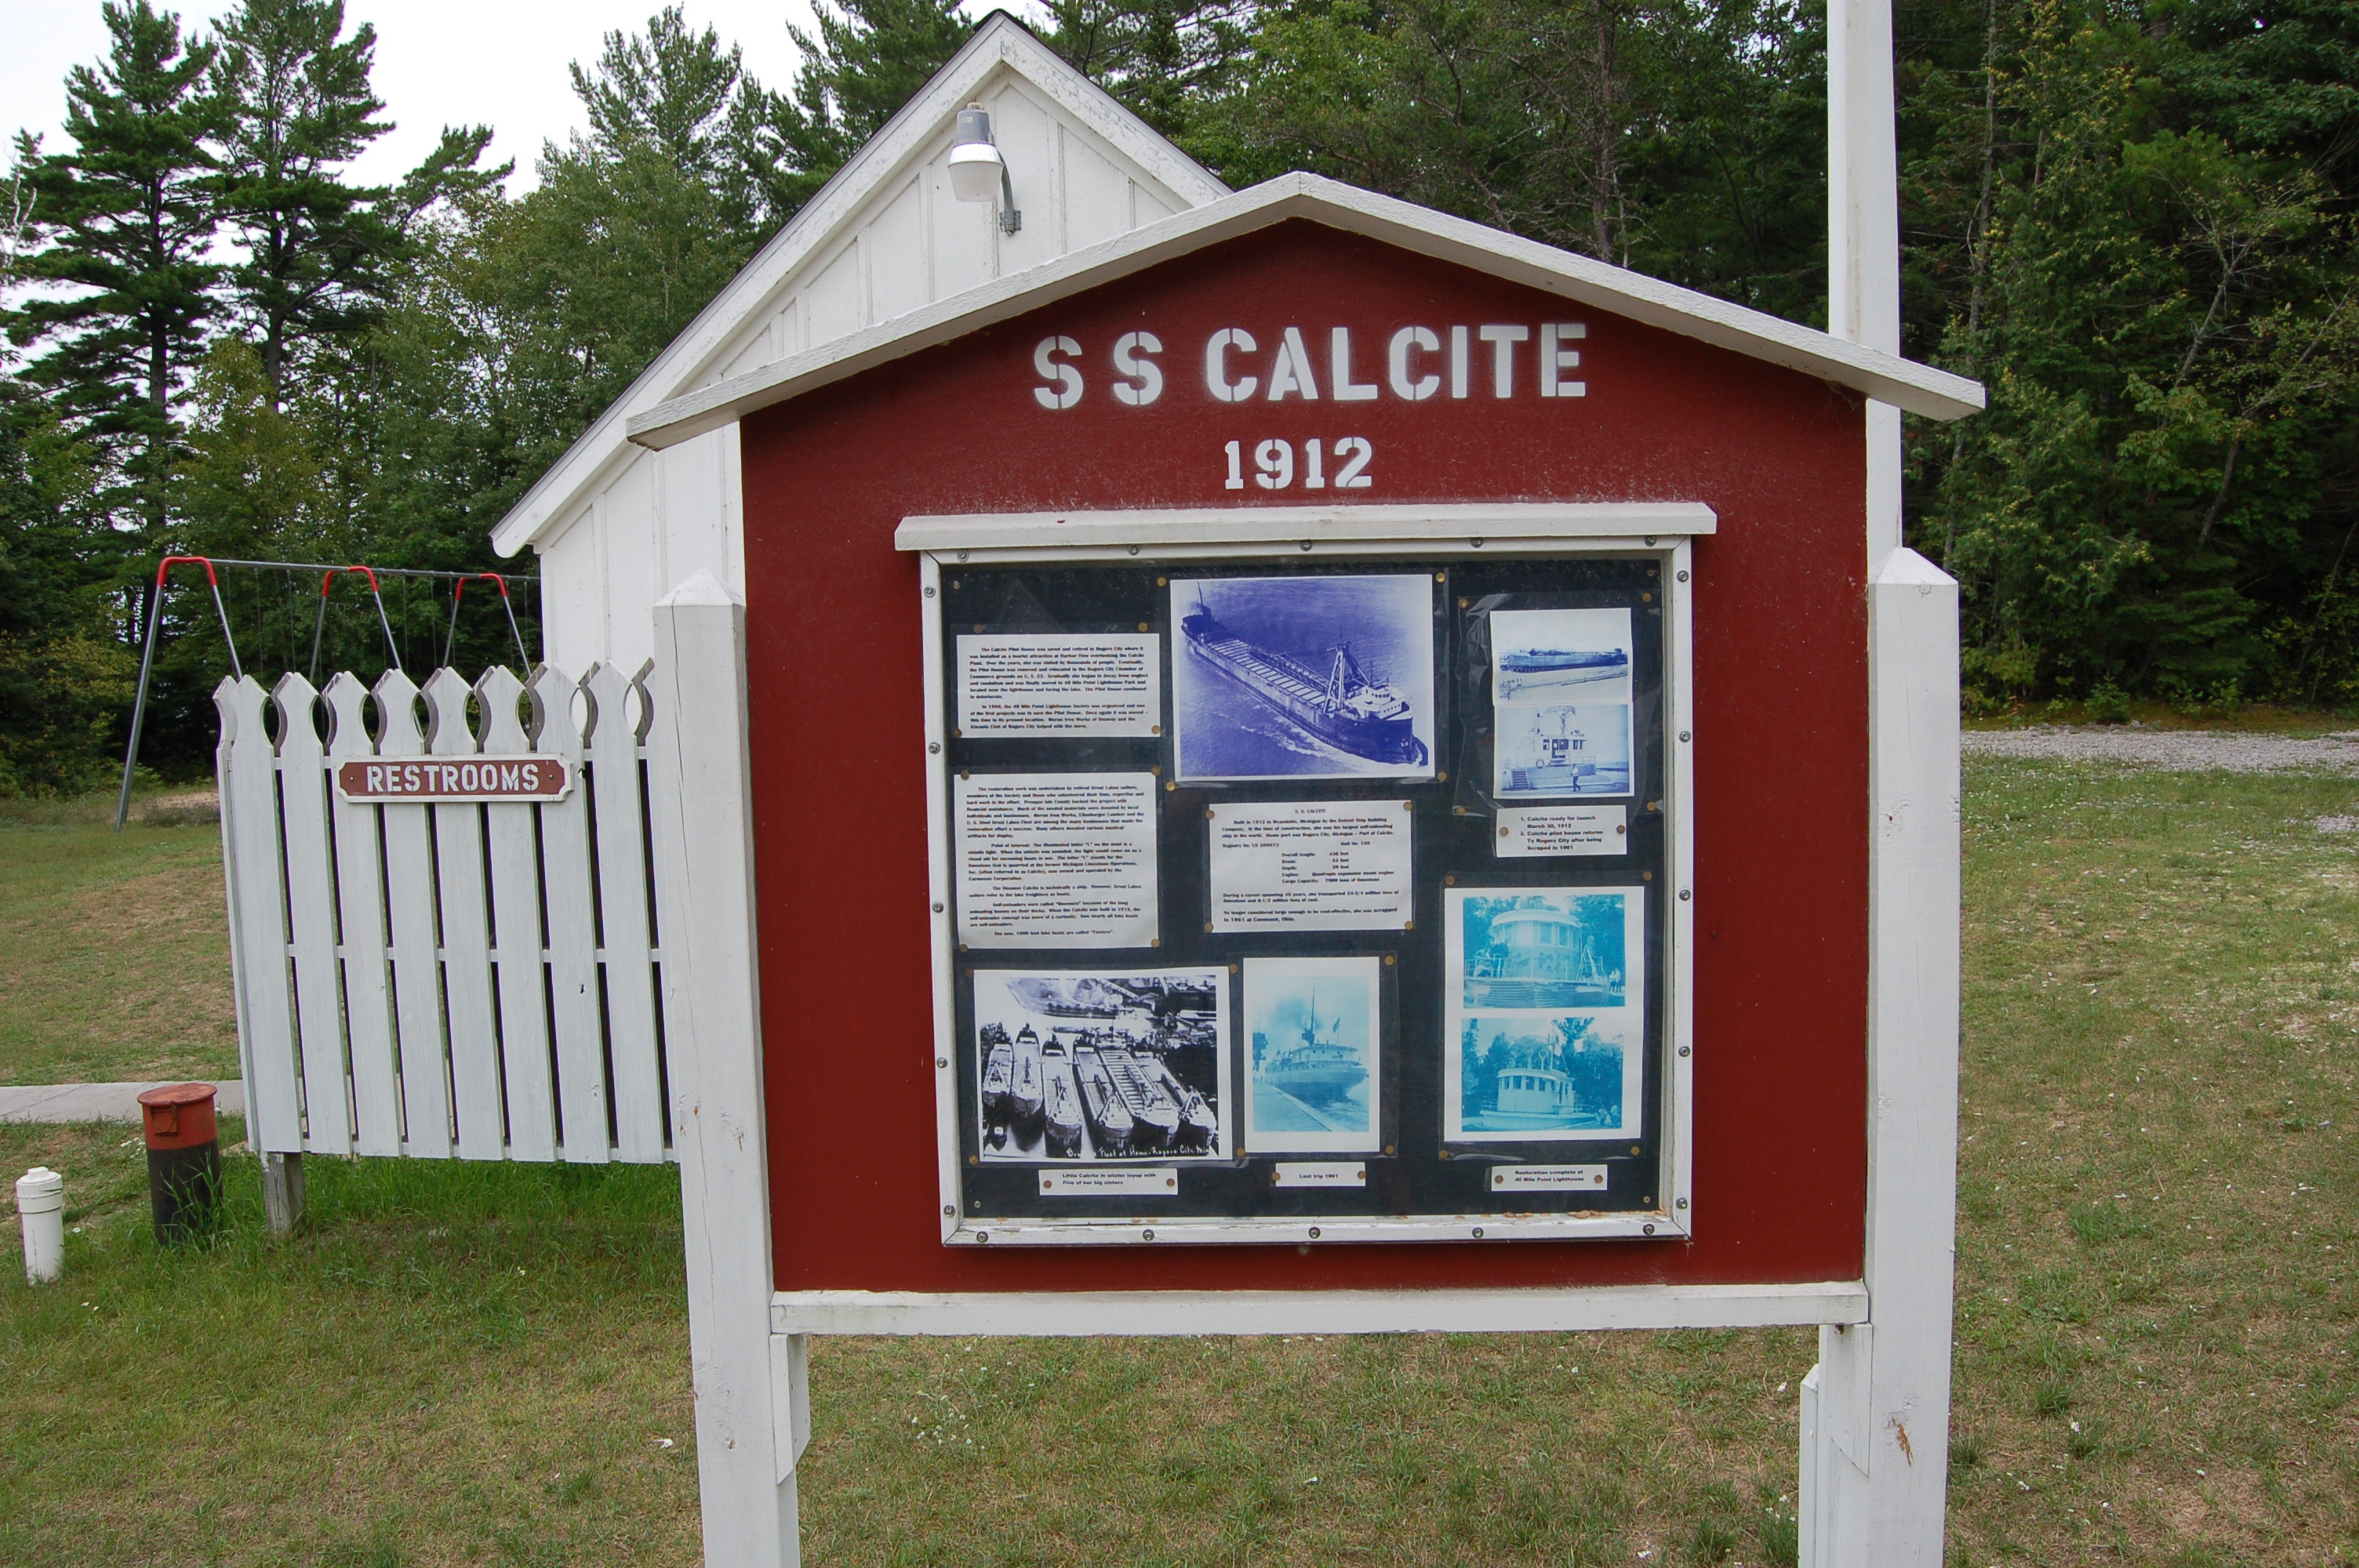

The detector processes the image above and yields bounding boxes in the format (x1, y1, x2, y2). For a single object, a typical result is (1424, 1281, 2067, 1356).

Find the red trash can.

(138, 1083, 222, 1244)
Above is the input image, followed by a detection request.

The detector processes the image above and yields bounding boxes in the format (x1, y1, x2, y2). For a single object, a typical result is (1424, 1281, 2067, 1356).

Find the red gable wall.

(738, 220, 1870, 1292)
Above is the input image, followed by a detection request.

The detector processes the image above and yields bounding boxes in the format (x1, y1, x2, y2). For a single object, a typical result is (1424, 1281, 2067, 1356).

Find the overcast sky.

(2, 0, 843, 195)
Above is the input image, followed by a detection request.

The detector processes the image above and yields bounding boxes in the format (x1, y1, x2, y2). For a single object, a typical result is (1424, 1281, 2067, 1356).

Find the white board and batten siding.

(212, 665, 670, 1164)
(511, 19, 1226, 677)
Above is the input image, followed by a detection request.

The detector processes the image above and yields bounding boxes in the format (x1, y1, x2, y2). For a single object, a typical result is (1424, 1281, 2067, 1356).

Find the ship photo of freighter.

(1490, 605, 1635, 702)
(1171, 575, 1435, 781)
(1263, 1007, 1367, 1102)
(971, 969, 1228, 1163)
(1242, 956, 1381, 1154)
(1496, 645, 1630, 699)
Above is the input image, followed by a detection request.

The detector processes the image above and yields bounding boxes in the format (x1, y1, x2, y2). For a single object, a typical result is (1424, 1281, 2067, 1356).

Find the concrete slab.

(0, 1080, 246, 1124)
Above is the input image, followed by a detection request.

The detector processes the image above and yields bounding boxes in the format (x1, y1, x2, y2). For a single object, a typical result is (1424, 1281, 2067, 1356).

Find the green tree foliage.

(13, 2, 221, 555)
(1127, 0, 1830, 320)
(12, 0, 2359, 800)
(1044, 0, 1256, 139)
(1898, 0, 2359, 705)
(209, 0, 396, 405)
(761, 0, 976, 212)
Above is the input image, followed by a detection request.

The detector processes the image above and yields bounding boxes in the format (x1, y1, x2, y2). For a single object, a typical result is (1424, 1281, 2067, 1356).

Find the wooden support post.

(260, 1150, 305, 1234)
(1802, 548, 1961, 1565)
(648, 572, 801, 1568)
(1828, 0, 1906, 568)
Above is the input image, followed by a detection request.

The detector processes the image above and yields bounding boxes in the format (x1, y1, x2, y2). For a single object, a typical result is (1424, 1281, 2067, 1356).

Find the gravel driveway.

(1965, 725, 2359, 774)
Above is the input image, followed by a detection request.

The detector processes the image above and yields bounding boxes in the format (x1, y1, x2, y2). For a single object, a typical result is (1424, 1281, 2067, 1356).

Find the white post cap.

(16, 1167, 64, 1213)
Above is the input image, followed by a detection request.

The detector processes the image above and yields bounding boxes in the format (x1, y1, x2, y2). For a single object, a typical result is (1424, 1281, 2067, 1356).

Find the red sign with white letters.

(742, 220, 1872, 1294)
(334, 756, 571, 803)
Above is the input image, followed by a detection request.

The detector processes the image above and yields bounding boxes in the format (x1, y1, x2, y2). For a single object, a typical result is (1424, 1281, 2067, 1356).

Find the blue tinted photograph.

(1489, 607, 1633, 704)
(1459, 891, 1629, 1010)
(1494, 702, 1633, 798)
(1454, 1014, 1630, 1137)
(1243, 956, 1380, 1154)
(1172, 574, 1435, 781)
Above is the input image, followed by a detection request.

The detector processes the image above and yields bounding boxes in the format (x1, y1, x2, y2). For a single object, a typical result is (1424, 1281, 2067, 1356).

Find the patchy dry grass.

(2, 760, 2355, 1566)
(0, 795, 238, 1086)
(1941, 760, 2359, 1566)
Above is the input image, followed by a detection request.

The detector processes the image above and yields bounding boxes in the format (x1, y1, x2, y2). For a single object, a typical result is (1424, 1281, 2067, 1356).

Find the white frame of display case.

(902, 502, 1702, 1250)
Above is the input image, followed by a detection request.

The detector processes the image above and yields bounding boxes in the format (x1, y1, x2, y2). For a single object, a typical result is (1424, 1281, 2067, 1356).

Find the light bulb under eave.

(948, 140, 1004, 205)
(947, 102, 1020, 234)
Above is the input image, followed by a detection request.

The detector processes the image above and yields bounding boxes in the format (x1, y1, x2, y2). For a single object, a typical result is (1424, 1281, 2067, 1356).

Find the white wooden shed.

(488, 14, 1228, 669)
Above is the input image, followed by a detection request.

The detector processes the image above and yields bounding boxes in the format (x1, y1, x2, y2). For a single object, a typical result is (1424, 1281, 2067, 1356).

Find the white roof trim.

(895, 502, 1717, 556)
(628, 172, 1984, 453)
(488, 14, 1227, 557)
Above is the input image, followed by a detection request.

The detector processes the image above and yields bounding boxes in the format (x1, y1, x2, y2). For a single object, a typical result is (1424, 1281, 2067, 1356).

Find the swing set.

(114, 554, 537, 830)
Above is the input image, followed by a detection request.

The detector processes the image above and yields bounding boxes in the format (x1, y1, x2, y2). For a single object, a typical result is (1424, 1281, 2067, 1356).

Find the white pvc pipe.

(16, 1166, 64, 1284)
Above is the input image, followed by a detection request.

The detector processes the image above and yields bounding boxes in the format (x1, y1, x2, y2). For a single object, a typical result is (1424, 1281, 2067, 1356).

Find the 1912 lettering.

(1222, 437, 1372, 492)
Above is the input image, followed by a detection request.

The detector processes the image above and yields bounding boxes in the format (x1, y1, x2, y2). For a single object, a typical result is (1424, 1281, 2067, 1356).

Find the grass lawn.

(2, 757, 2356, 1566)
(0, 792, 239, 1086)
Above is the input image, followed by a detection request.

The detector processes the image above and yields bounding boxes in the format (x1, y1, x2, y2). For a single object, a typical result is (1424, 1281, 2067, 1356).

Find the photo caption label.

(1038, 1167, 1180, 1196)
(1272, 1161, 1369, 1189)
(1497, 804, 1628, 858)
(1488, 1165, 1609, 1192)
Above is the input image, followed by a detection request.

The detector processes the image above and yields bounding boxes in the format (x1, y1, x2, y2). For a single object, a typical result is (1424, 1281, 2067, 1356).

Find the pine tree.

(209, 0, 396, 408)
(569, 4, 762, 223)
(13, 1, 223, 554)
(756, 0, 975, 216)
(1043, 0, 1256, 141)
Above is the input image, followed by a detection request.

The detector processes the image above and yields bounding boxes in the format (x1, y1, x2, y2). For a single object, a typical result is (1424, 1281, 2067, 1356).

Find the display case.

(914, 509, 1700, 1245)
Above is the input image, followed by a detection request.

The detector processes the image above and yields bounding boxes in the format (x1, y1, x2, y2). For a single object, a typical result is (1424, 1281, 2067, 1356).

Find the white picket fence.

(213, 663, 671, 1163)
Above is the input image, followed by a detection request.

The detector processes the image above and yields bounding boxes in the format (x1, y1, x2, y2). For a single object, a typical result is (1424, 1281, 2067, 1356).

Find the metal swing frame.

(111, 554, 538, 830)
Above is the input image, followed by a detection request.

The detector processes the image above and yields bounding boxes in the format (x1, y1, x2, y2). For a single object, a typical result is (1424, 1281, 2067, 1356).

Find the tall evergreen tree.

(569, 4, 766, 224)
(757, 0, 975, 213)
(1043, 0, 1256, 140)
(13, 1, 222, 557)
(209, 0, 501, 410)
(209, 0, 394, 408)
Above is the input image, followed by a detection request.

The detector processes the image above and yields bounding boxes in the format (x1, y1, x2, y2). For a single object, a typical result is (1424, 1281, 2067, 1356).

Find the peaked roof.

(489, 13, 1228, 557)
(627, 172, 1984, 452)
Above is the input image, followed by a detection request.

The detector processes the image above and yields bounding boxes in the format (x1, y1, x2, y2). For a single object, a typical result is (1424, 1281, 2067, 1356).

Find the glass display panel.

(936, 555, 1672, 1235)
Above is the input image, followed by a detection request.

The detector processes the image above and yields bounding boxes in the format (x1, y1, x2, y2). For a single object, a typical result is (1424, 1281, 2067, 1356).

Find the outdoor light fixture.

(948, 103, 1020, 234)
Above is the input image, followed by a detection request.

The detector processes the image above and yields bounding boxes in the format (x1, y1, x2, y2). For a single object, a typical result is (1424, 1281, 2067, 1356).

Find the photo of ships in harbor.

(1171, 574, 1435, 781)
(1488, 607, 1635, 704)
(1241, 956, 1382, 1154)
(972, 970, 1227, 1162)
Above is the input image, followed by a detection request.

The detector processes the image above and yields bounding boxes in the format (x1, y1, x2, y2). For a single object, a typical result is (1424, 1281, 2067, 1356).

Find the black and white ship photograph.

(1452, 889, 1637, 1011)
(1488, 607, 1634, 705)
(971, 970, 1227, 1162)
(1448, 1012, 1637, 1140)
(1493, 702, 1633, 798)
(1241, 956, 1382, 1154)
(1170, 574, 1436, 781)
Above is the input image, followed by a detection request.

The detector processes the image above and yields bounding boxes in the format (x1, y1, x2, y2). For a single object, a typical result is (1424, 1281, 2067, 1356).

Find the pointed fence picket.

(216, 678, 303, 1153)
(423, 667, 504, 1160)
(480, 666, 558, 1162)
(531, 665, 609, 1163)
(323, 675, 403, 1157)
(587, 662, 667, 1163)
(375, 670, 453, 1158)
(276, 674, 355, 1157)
(213, 662, 671, 1164)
